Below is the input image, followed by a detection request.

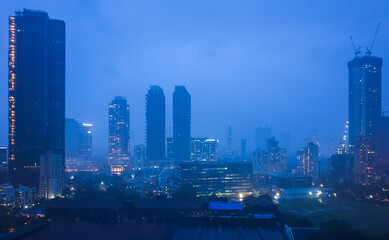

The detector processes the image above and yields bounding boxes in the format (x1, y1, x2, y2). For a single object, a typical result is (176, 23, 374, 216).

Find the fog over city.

(0, 1, 388, 158)
(2, 1, 389, 239)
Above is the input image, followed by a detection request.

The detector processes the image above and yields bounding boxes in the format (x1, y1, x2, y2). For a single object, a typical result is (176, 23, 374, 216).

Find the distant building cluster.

(327, 55, 389, 187)
(2, 8, 389, 210)
(253, 137, 287, 175)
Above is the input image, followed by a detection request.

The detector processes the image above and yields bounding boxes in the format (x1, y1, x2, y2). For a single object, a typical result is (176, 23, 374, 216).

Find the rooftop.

(18, 222, 292, 240)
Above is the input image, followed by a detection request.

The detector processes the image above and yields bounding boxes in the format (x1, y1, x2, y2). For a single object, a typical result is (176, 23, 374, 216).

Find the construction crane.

(366, 22, 381, 56)
(349, 35, 361, 57)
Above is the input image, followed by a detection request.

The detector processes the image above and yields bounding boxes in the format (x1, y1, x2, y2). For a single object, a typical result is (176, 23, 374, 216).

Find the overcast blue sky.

(0, 0, 388, 157)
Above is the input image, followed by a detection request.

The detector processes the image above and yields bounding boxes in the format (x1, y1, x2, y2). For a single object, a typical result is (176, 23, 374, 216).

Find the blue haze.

(0, 0, 389, 158)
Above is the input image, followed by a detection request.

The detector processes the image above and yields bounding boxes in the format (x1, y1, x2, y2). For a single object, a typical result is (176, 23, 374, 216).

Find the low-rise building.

(0, 183, 15, 208)
(0, 183, 36, 208)
(259, 173, 313, 189)
(176, 161, 253, 198)
(190, 138, 218, 162)
(16, 185, 36, 208)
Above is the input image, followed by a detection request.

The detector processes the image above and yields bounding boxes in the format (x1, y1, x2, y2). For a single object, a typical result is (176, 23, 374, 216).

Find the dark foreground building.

(14, 197, 296, 240)
(8, 9, 65, 191)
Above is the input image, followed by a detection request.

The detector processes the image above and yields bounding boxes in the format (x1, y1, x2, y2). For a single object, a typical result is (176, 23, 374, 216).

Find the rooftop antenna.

(366, 22, 381, 56)
(349, 35, 361, 57)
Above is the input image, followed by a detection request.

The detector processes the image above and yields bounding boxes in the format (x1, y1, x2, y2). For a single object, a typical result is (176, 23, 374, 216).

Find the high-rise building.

(256, 127, 271, 150)
(65, 119, 93, 171)
(0, 148, 7, 167)
(173, 86, 191, 162)
(40, 151, 64, 198)
(376, 116, 389, 181)
(190, 138, 218, 162)
(166, 137, 174, 161)
(353, 137, 377, 185)
(348, 56, 382, 147)
(252, 137, 286, 175)
(80, 123, 93, 164)
(65, 119, 81, 158)
(108, 97, 130, 175)
(241, 139, 247, 158)
(146, 86, 166, 161)
(378, 116, 389, 161)
(297, 142, 319, 176)
(8, 9, 65, 190)
(0, 147, 7, 184)
(133, 145, 146, 168)
(328, 152, 354, 186)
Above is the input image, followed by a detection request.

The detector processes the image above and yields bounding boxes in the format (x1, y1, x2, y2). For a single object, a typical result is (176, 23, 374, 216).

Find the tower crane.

(349, 35, 361, 57)
(366, 22, 381, 56)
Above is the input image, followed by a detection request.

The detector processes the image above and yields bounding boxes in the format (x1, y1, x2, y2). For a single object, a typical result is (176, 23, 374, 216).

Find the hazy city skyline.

(1, 1, 389, 158)
(2, 3, 389, 239)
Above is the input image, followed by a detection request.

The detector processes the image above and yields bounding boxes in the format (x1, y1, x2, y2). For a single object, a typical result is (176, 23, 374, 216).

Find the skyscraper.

(65, 119, 93, 171)
(108, 97, 130, 175)
(348, 56, 382, 147)
(8, 9, 65, 190)
(173, 86, 191, 162)
(0, 147, 7, 167)
(65, 119, 81, 158)
(40, 151, 64, 198)
(166, 137, 174, 161)
(328, 152, 354, 186)
(297, 142, 319, 176)
(0, 147, 7, 184)
(80, 123, 93, 164)
(133, 145, 146, 168)
(146, 86, 166, 162)
(353, 137, 377, 185)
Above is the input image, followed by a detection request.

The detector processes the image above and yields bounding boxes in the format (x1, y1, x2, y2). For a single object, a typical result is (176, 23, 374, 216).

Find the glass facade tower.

(146, 86, 166, 162)
(173, 86, 191, 162)
(348, 56, 382, 147)
(108, 96, 130, 175)
(8, 9, 65, 191)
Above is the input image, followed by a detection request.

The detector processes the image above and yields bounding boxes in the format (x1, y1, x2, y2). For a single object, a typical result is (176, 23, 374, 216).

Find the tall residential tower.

(173, 86, 191, 162)
(146, 86, 166, 162)
(8, 9, 65, 192)
(108, 97, 130, 175)
(348, 56, 382, 147)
